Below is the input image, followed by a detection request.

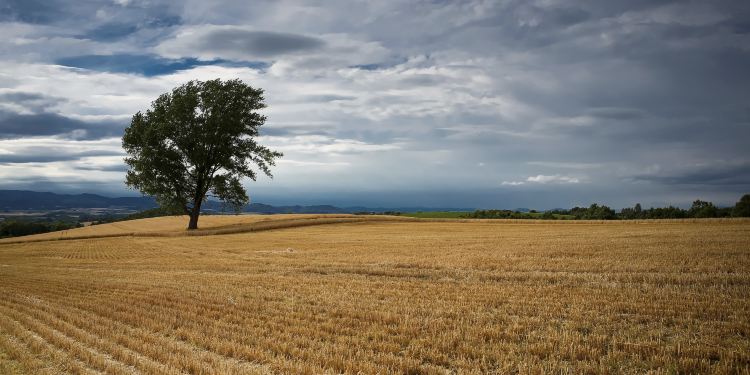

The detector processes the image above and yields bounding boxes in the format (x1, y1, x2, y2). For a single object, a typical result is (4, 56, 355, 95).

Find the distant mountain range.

(0, 190, 157, 210)
(0, 190, 475, 214)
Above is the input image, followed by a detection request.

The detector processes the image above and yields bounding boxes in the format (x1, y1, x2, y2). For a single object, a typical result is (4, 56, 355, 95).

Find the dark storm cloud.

(632, 163, 750, 186)
(0, 110, 125, 140)
(55, 54, 267, 76)
(722, 17, 750, 34)
(539, 115, 750, 161)
(439, 1, 750, 177)
(586, 108, 645, 121)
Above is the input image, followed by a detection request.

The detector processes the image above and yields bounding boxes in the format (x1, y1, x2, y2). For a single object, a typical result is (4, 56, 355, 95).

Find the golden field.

(0, 216, 748, 374)
(0, 214, 395, 243)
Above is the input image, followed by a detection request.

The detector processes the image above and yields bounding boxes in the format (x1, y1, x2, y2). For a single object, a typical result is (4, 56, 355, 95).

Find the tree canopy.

(733, 194, 750, 217)
(122, 79, 282, 229)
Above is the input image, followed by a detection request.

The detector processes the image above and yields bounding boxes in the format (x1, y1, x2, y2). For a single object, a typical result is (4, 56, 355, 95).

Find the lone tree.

(123, 79, 282, 229)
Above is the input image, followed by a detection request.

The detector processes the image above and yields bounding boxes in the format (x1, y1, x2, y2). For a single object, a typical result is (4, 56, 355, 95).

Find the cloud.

(55, 54, 267, 76)
(1, 0, 182, 33)
(302, 94, 356, 103)
(526, 161, 603, 170)
(631, 161, 750, 186)
(156, 26, 326, 61)
(586, 107, 646, 120)
(0, 0, 62, 24)
(262, 135, 401, 155)
(0, 0, 749, 208)
(155, 25, 395, 73)
(0, 91, 67, 114)
(0, 150, 120, 164)
(278, 159, 349, 168)
(78, 13, 182, 42)
(74, 163, 128, 172)
(0, 22, 108, 63)
(80, 22, 139, 41)
(0, 136, 122, 164)
(527, 175, 581, 184)
(502, 174, 583, 186)
(0, 110, 125, 140)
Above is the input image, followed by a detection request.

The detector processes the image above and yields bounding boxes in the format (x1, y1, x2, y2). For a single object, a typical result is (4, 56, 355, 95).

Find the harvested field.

(0, 217, 748, 374)
(0, 214, 370, 243)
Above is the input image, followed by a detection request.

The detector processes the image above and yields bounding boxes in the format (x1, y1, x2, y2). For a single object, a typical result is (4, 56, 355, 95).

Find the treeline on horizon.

(0, 220, 81, 238)
(466, 194, 750, 220)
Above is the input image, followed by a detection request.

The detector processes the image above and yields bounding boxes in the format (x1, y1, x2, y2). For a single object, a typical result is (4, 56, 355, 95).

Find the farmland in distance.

(0, 216, 748, 374)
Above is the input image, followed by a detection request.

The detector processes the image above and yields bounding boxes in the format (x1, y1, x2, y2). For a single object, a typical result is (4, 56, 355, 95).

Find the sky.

(0, 0, 748, 209)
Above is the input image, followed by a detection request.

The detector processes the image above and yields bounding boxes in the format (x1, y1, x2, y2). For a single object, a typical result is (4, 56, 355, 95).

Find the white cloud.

(526, 175, 581, 184)
(0, 22, 126, 63)
(0, 137, 126, 185)
(262, 135, 401, 155)
(278, 159, 350, 167)
(503, 175, 582, 186)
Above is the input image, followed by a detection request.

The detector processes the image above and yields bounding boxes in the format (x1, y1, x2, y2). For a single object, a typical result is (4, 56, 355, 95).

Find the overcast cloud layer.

(0, 0, 748, 208)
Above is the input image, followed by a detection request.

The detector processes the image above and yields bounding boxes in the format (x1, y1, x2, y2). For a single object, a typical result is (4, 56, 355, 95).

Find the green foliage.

(732, 194, 750, 217)
(689, 200, 718, 218)
(125, 206, 184, 220)
(453, 195, 746, 221)
(569, 204, 616, 220)
(353, 211, 403, 216)
(92, 206, 186, 226)
(619, 203, 642, 219)
(638, 206, 687, 219)
(402, 211, 469, 218)
(618, 197, 739, 219)
(465, 210, 536, 219)
(453, 210, 574, 220)
(0, 220, 80, 238)
(122, 79, 282, 229)
(618, 204, 690, 219)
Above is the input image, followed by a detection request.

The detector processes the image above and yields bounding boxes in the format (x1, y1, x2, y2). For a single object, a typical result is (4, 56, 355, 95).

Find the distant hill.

(0, 190, 474, 214)
(0, 190, 156, 210)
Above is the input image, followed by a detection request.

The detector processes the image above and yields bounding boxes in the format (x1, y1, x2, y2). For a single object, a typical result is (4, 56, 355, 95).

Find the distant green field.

(401, 211, 470, 218)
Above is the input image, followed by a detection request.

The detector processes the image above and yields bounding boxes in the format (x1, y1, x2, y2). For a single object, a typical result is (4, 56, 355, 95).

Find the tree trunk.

(187, 213, 199, 230)
(187, 200, 202, 230)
